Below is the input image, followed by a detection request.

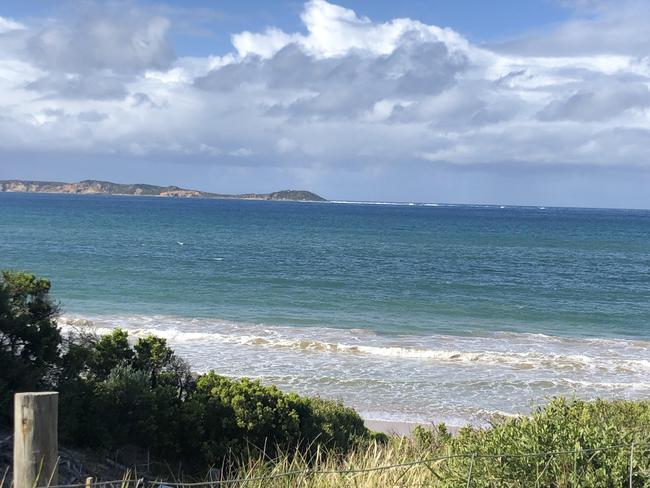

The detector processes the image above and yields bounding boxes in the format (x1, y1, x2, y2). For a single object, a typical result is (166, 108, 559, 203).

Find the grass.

(3, 398, 650, 487)
(164, 397, 650, 487)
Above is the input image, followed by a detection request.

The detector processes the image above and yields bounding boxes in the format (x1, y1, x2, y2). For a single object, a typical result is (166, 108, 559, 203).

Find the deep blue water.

(1, 192, 649, 424)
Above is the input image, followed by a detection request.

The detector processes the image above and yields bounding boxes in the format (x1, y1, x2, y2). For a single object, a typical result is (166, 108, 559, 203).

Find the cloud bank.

(1, 0, 649, 204)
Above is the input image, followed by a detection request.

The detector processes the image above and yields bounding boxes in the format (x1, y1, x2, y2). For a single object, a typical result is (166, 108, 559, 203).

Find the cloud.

(26, 73, 129, 100)
(197, 39, 466, 121)
(231, 0, 471, 60)
(538, 82, 650, 121)
(3, 4, 176, 100)
(77, 110, 109, 123)
(0, 16, 24, 33)
(1, 0, 650, 204)
(27, 7, 174, 74)
(492, 1, 650, 56)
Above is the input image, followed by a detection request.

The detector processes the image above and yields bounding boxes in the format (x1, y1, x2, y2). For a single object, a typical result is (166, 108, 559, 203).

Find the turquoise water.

(1, 192, 649, 424)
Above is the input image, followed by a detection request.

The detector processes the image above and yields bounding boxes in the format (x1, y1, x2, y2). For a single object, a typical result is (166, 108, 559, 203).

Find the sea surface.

(1, 192, 649, 426)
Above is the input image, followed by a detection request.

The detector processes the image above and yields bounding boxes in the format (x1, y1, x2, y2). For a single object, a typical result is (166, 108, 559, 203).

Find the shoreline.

(55, 313, 650, 434)
(363, 419, 463, 436)
(364, 419, 428, 436)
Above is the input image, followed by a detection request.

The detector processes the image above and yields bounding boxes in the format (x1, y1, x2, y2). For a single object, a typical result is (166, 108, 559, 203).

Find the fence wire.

(31, 442, 650, 488)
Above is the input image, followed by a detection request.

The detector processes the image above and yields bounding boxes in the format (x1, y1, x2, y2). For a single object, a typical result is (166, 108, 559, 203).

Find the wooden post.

(13, 392, 59, 488)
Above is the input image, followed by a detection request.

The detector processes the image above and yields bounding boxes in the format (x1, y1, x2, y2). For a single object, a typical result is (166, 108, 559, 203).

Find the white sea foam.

(56, 313, 650, 425)
(329, 200, 443, 207)
(57, 314, 650, 374)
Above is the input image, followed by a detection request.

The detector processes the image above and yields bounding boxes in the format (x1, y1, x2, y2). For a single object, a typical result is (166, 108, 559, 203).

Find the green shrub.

(0, 271, 61, 423)
(436, 397, 650, 487)
(186, 372, 372, 465)
(294, 396, 372, 452)
(0, 270, 373, 470)
(10, 270, 650, 485)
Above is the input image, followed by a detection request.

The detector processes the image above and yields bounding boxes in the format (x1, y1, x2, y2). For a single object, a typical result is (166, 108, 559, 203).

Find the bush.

(59, 331, 374, 467)
(3, 271, 650, 484)
(185, 372, 371, 465)
(294, 396, 372, 452)
(436, 397, 650, 487)
(0, 271, 61, 424)
(0, 270, 374, 471)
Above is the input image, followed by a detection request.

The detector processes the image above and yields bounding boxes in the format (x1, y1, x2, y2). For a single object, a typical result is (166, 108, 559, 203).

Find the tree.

(1, 270, 373, 468)
(133, 335, 174, 388)
(0, 271, 61, 422)
(90, 328, 133, 380)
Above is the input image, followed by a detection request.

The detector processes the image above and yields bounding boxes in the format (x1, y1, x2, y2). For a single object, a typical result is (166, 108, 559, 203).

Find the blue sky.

(1, 0, 650, 207)
(4, 1, 575, 56)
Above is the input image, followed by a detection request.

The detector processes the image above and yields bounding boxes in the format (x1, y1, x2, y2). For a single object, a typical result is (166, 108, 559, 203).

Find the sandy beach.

(364, 419, 462, 436)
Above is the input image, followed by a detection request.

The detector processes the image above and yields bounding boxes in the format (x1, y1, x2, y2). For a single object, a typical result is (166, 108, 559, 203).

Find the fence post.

(13, 392, 59, 488)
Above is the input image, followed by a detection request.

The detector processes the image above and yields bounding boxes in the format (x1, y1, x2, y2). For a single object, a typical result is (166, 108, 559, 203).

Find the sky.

(1, 0, 650, 207)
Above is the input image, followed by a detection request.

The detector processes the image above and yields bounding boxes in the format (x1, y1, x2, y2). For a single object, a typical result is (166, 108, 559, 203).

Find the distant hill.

(0, 180, 327, 202)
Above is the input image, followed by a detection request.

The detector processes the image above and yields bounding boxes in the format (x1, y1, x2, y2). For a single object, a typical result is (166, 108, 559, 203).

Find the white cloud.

(231, 0, 471, 61)
(0, 16, 24, 33)
(232, 28, 302, 59)
(492, 1, 650, 57)
(1, 0, 650, 192)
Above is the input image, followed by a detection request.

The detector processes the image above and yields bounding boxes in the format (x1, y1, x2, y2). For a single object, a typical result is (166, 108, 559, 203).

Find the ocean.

(1, 192, 649, 426)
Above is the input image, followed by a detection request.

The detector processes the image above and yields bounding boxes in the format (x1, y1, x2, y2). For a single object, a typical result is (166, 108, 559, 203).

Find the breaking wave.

(57, 314, 650, 375)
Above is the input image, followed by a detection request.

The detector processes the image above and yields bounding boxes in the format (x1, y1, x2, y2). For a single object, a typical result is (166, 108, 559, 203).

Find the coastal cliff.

(0, 180, 327, 202)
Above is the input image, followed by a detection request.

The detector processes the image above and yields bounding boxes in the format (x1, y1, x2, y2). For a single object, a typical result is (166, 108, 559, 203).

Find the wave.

(57, 314, 650, 374)
(56, 313, 650, 426)
(559, 378, 650, 390)
(329, 200, 443, 207)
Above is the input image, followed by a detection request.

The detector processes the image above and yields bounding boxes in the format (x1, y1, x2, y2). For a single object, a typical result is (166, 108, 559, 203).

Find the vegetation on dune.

(0, 271, 61, 418)
(0, 270, 373, 472)
(2, 270, 650, 485)
(189, 399, 650, 486)
(419, 398, 650, 486)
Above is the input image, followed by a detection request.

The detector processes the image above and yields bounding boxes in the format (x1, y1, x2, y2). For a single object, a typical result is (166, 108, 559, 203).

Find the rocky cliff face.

(0, 180, 326, 201)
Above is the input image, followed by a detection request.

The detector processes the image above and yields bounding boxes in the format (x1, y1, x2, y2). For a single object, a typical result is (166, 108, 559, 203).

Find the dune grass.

(2, 398, 649, 487)
(180, 397, 650, 487)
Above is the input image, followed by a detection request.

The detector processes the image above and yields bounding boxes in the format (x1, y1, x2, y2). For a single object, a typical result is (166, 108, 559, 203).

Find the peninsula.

(0, 179, 327, 202)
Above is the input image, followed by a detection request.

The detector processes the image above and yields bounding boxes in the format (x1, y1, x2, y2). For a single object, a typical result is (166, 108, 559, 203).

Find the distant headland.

(0, 179, 327, 202)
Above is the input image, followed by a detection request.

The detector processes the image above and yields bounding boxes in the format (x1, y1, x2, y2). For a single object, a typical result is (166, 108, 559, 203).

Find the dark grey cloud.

(77, 110, 108, 123)
(27, 7, 174, 74)
(131, 92, 162, 108)
(15, 4, 175, 100)
(538, 82, 650, 121)
(196, 39, 467, 120)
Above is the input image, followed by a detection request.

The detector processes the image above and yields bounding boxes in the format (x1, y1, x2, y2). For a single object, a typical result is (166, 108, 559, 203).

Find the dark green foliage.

(133, 335, 174, 387)
(3, 270, 650, 485)
(294, 396, 372, 451)
(0, 270, 372, 470)
(191, 373, 301, 460)
(64, 332, 372, 467)
(433, 397, 650, 487)
(0, 271, 61, 423)
(91, 328, 134, 380)
(63, 338, 371, 467)
(184, 373, 371, 465)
